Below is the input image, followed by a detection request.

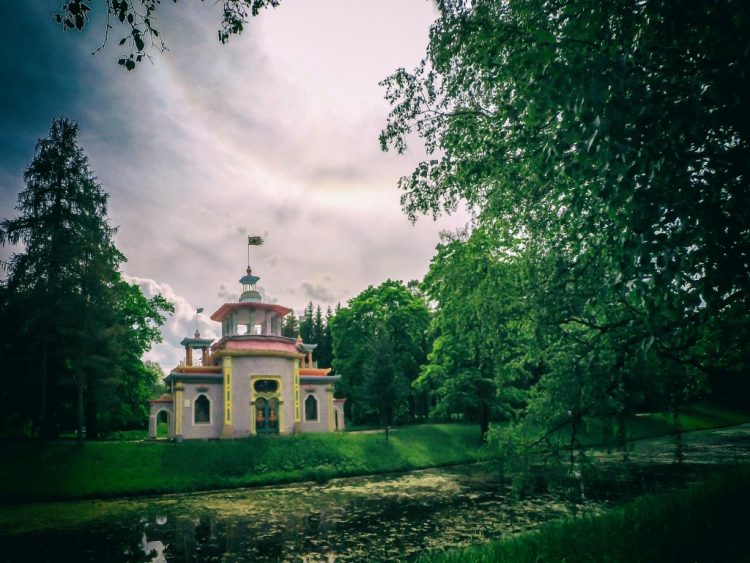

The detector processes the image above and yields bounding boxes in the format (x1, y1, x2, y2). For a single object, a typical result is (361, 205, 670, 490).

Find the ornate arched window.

(194, 394, 211, 424)
(254, 379, 279, 393)
(304, 394, 318, 422)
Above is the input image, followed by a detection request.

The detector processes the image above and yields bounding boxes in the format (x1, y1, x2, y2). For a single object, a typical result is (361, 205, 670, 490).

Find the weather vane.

(247, 234, 264, 270)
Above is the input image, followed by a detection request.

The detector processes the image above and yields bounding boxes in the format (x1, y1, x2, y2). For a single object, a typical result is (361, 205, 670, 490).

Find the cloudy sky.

(0, 1, 467, 370)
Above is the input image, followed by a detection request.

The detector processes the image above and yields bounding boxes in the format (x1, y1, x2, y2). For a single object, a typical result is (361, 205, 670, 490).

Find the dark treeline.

(281, 302, 337, 370)
(286, 283, 433, 430)
(0, 118, 172, 441)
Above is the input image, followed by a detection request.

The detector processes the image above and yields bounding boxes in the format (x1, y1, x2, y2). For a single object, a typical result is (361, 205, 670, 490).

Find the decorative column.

(294, 359, 301, 425)
(222, 356, 233, 437)
(327, 387, 335, 431)
(175, 382, 184, 438)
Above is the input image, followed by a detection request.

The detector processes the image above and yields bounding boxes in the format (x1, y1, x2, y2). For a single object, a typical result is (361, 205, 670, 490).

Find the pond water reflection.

(0, 465, 593, 562)
(2, 424, 748, 562)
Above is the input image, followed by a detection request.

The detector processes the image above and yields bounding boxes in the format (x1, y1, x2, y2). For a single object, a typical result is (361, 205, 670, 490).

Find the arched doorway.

(255, 397, 279, 434)
(156, 410, 170, 439)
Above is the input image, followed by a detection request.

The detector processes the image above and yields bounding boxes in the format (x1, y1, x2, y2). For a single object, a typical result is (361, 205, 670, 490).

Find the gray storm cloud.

(1, 0, 468, 369)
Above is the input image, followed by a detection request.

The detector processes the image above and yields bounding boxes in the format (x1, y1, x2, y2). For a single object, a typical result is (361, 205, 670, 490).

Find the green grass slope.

(0, 424, 481, 503)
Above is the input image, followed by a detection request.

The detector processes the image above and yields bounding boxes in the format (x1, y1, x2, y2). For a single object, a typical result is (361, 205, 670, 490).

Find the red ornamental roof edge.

(299, 368, 332, 376)
(211, 302, 293, 321)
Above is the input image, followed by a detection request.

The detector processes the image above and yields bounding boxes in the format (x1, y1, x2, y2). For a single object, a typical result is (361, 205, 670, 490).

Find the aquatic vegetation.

(420, 466, 750, 563)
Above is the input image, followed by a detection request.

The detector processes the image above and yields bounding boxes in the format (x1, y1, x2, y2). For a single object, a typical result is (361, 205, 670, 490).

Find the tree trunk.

(85, 398, 99, 440)
(76, 373, 84, 446)
(39, 336, 49, 440)
(479, 400, 489, 443)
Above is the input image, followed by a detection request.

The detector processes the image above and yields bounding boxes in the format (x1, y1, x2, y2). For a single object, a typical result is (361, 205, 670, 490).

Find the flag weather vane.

(195, 307, 203, 332)
(247, 234, 264, 270)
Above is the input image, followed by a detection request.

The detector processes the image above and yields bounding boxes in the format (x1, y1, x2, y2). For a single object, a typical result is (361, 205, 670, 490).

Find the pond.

(1, 424, 748, 562)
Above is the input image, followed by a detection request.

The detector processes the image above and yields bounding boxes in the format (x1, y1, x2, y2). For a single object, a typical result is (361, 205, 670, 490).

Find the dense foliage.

(331, 280, 431, 427)
(0, 118, 172, 439)
(380, 0, 749, 459)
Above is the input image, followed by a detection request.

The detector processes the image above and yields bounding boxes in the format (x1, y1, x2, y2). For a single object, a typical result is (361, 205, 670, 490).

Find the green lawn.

(3, 402, 747, 504)
(559, 402, 750, 448)
(419, 466, 750, 563)
(0, 423, 482, 503)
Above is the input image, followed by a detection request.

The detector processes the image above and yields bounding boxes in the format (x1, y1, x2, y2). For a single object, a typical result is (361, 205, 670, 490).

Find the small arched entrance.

(156, 410, 170, 439)
(252, 378, 281, 435)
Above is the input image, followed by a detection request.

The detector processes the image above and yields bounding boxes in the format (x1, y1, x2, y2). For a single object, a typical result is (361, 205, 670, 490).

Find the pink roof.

(300, 368, 332, 376)
(211, 302, 292, 321)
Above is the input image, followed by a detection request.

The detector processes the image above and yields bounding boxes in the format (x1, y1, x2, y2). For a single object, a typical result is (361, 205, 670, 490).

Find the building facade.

(148, 265, 345, 440)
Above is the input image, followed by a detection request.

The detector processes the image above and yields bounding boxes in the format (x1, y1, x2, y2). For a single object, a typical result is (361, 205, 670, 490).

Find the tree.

(312, 305, 324, 348)
(363, 322, 409, 431)
(0, 117, 172, 439)
(281, 311, 299, 338)
(380, 0, 749, 457)
(315, 306, 335, 369)
(382, 0, 749, 363)
(299, 301, 314, 343)
(417, 227, 538, 440)
(81, 277, 172, 438)
(331, 280, 430, 426)
(0, 117, 117, 438)
(55, 0, 283, 70)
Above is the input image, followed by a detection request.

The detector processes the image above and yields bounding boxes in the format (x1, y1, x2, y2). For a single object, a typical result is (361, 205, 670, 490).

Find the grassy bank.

(3, 402, 747, 504)
(420, 466, 750, 563)
(627, 402, 750, 438)
(0, 423, 482, 503)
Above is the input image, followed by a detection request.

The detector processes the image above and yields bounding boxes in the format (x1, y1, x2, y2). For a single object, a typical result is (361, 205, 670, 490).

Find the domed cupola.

(239, 267, 262, 303)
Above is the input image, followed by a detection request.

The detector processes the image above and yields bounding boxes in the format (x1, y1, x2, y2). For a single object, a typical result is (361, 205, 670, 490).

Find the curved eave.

(300, 375, 340, 384)
(299, 367, 332, 376)
(165, 372, 223, 384)
(173, 365, 222, 374)
(179, 337, 214, 348)
(210, 302, 293, 321)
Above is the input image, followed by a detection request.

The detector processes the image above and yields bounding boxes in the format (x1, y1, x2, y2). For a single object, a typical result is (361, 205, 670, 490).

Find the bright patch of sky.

(0, 1, 468, 371)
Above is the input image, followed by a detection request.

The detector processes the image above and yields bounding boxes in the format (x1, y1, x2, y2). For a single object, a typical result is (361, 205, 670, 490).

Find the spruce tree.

(0, 118, 119, 437)
(0, 117, 171, 439)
